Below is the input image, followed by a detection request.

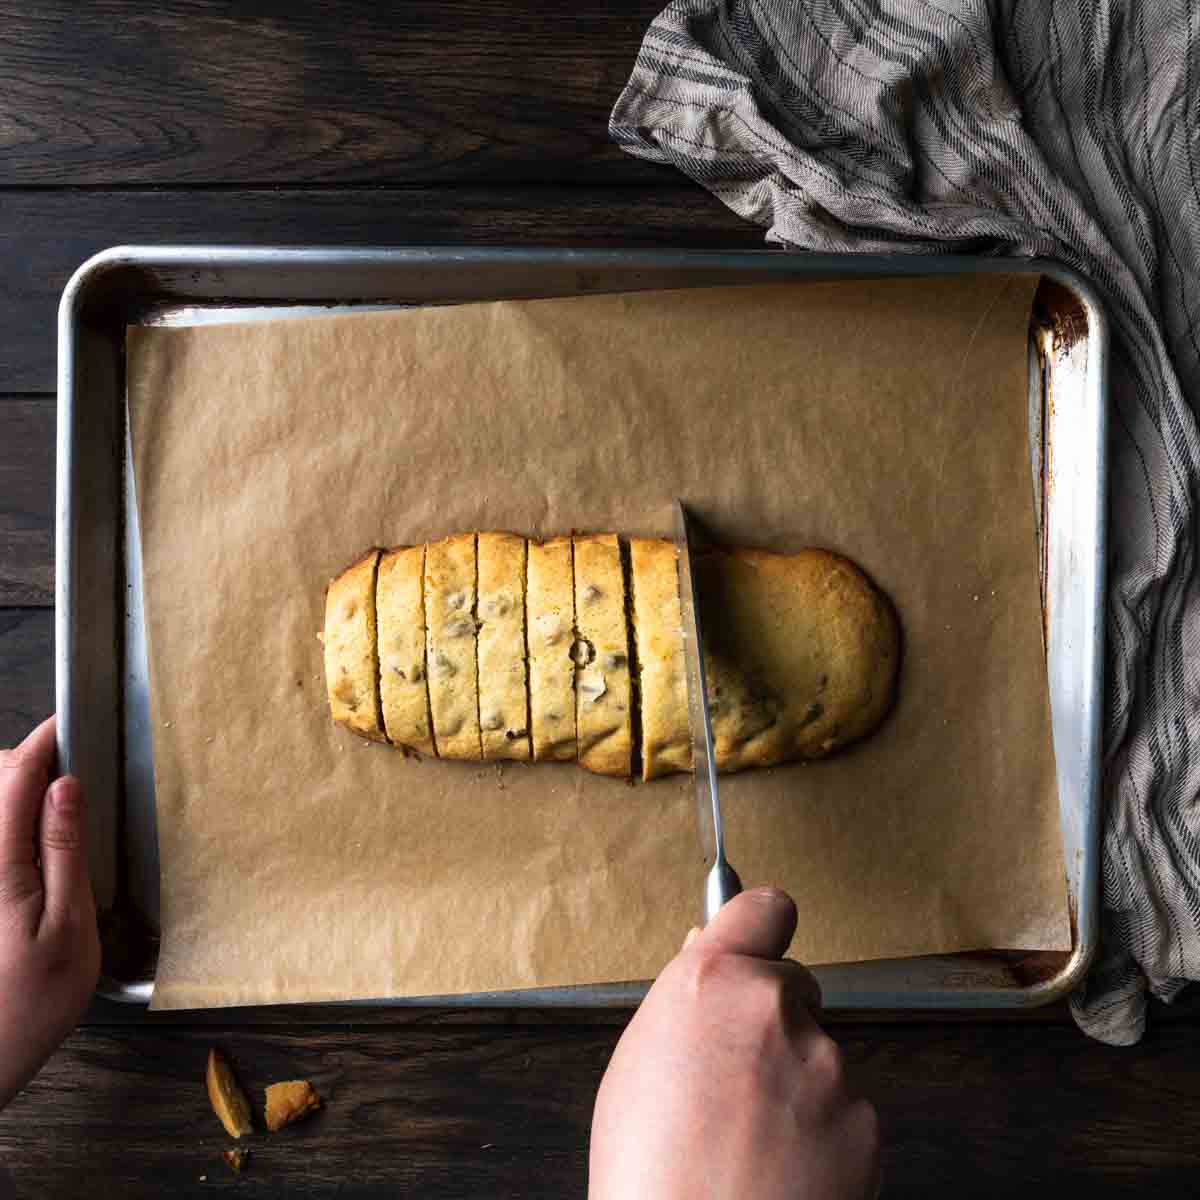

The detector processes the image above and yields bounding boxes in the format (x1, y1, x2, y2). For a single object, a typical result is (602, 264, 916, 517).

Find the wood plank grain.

(860, 1021, 1200, 1194)
(1, 1021, 1197, 1197)
(0, 609, 53, 748)
(0, 1027, 604, 1199)
(0, 400, 53, 606)
(0, 185, 757, 392)
(0, 0, 667, 186)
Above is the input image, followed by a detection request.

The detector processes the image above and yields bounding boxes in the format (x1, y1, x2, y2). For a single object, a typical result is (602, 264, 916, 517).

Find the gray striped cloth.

(611, 0, 1200, 1045)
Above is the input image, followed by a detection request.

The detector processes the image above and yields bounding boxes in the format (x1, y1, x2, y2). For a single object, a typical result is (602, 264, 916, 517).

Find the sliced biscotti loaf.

(526, 536, 578, 762)
(572, 533, 633, 778)
(477, 532, 531, 761)
(324, 534, 899, 779)
(424, 533, 481, 761)
(323, 549, 386, 743)
(376, 544, 435, 755)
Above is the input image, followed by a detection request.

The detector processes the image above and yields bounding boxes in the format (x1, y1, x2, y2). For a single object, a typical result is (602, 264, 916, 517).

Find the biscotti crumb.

(265, 1080, 321, 1132)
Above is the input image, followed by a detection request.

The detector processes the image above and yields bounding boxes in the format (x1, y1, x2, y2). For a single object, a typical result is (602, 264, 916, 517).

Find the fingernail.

(748, 887, 790, 905)
(683, 926, 701, 948)
(50, 778, 83, 818)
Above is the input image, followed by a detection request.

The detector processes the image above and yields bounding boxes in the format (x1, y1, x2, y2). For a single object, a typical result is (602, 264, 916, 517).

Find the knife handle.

(703, 860, 743, 926)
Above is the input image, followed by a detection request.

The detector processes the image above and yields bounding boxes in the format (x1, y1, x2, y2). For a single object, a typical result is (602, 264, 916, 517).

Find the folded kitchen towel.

(612, 0, 1200, 1044)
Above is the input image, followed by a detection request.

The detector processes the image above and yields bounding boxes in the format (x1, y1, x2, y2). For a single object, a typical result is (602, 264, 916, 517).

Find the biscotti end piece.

(477, 532, 531, 761)
(376, 544, 436, 756)
(424, 533, 481, 761)
(572, 534, 633, 777)
(206, 1049, 253, 1139)
(702, 547, 899, 773)
(323, 550, 386, 743)
(629, 537, 692, 781)
(527, 537, 578, 762)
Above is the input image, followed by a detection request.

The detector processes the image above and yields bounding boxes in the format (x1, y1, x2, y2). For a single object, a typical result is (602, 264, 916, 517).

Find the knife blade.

(674, 500, 742, 924)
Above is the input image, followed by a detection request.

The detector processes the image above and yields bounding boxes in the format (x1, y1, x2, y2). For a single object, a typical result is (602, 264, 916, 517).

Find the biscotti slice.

(323, 550, 386, 742)
(701, 548, 899, 773)
(376, 545, 436, 755)
(424, 533, 481, 760)
(629, 537, 692, 781)
(572, 534, 633, 777)
(527, 537, 578, 762)
(476, 532, 531, 761)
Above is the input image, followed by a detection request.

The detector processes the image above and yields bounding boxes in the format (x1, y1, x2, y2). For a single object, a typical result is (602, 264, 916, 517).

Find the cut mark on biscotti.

(568, 536, 580, 758)
(520, 536, 533, 761)
(472, 532, 483, 761)
(620, 536, 643, 783)
(569, 536, 582, 761)
(369, 549, 384, 742)
(419, 543, 439, 758)
(372, 550, 392, 746)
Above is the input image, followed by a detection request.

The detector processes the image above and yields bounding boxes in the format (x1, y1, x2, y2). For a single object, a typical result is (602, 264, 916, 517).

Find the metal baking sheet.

(57, 247, 1106, 1009)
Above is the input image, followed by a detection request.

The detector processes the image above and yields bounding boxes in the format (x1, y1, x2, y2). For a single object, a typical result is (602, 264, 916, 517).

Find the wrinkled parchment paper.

(127, 275, 1069, 1010)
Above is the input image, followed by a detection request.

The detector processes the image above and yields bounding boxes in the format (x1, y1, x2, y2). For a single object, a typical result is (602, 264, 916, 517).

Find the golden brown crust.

(206, 1049, 253, 1139)
(701, 547, 899, 773)
(527, 537, 578, 762)
(424, 533, 481, 760)
(377, 545, 436, 755)
(264, 1080, 321, 1132)
(323, 550, 386, 743)
(572, 534, 633, 777)
(629, 538, 692, 781)
(477, 532, 531, 761)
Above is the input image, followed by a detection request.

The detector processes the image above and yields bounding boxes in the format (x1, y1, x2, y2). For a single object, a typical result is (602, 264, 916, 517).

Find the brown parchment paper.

(127, 275, 1069, 1011)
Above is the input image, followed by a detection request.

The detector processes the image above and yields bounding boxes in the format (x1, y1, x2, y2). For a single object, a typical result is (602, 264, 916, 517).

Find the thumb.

(698, 887, 797, 960)
(38, 776, 93, 929)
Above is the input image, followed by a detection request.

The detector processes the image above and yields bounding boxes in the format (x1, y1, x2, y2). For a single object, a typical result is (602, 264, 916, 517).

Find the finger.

(731, 959, 825, 1032)
(698, 887, 797, 960)
(39, 776, 93, 929)
(0, 717, 58, 869)
(778, 958, 824, 1018)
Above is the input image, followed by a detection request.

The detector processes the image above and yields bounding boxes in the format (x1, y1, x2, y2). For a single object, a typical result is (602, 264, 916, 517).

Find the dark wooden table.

(2, 4, 1198, 1195)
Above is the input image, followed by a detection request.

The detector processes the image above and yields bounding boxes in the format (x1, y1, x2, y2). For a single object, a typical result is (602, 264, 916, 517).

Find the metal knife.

(675, 500, 742, 925)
